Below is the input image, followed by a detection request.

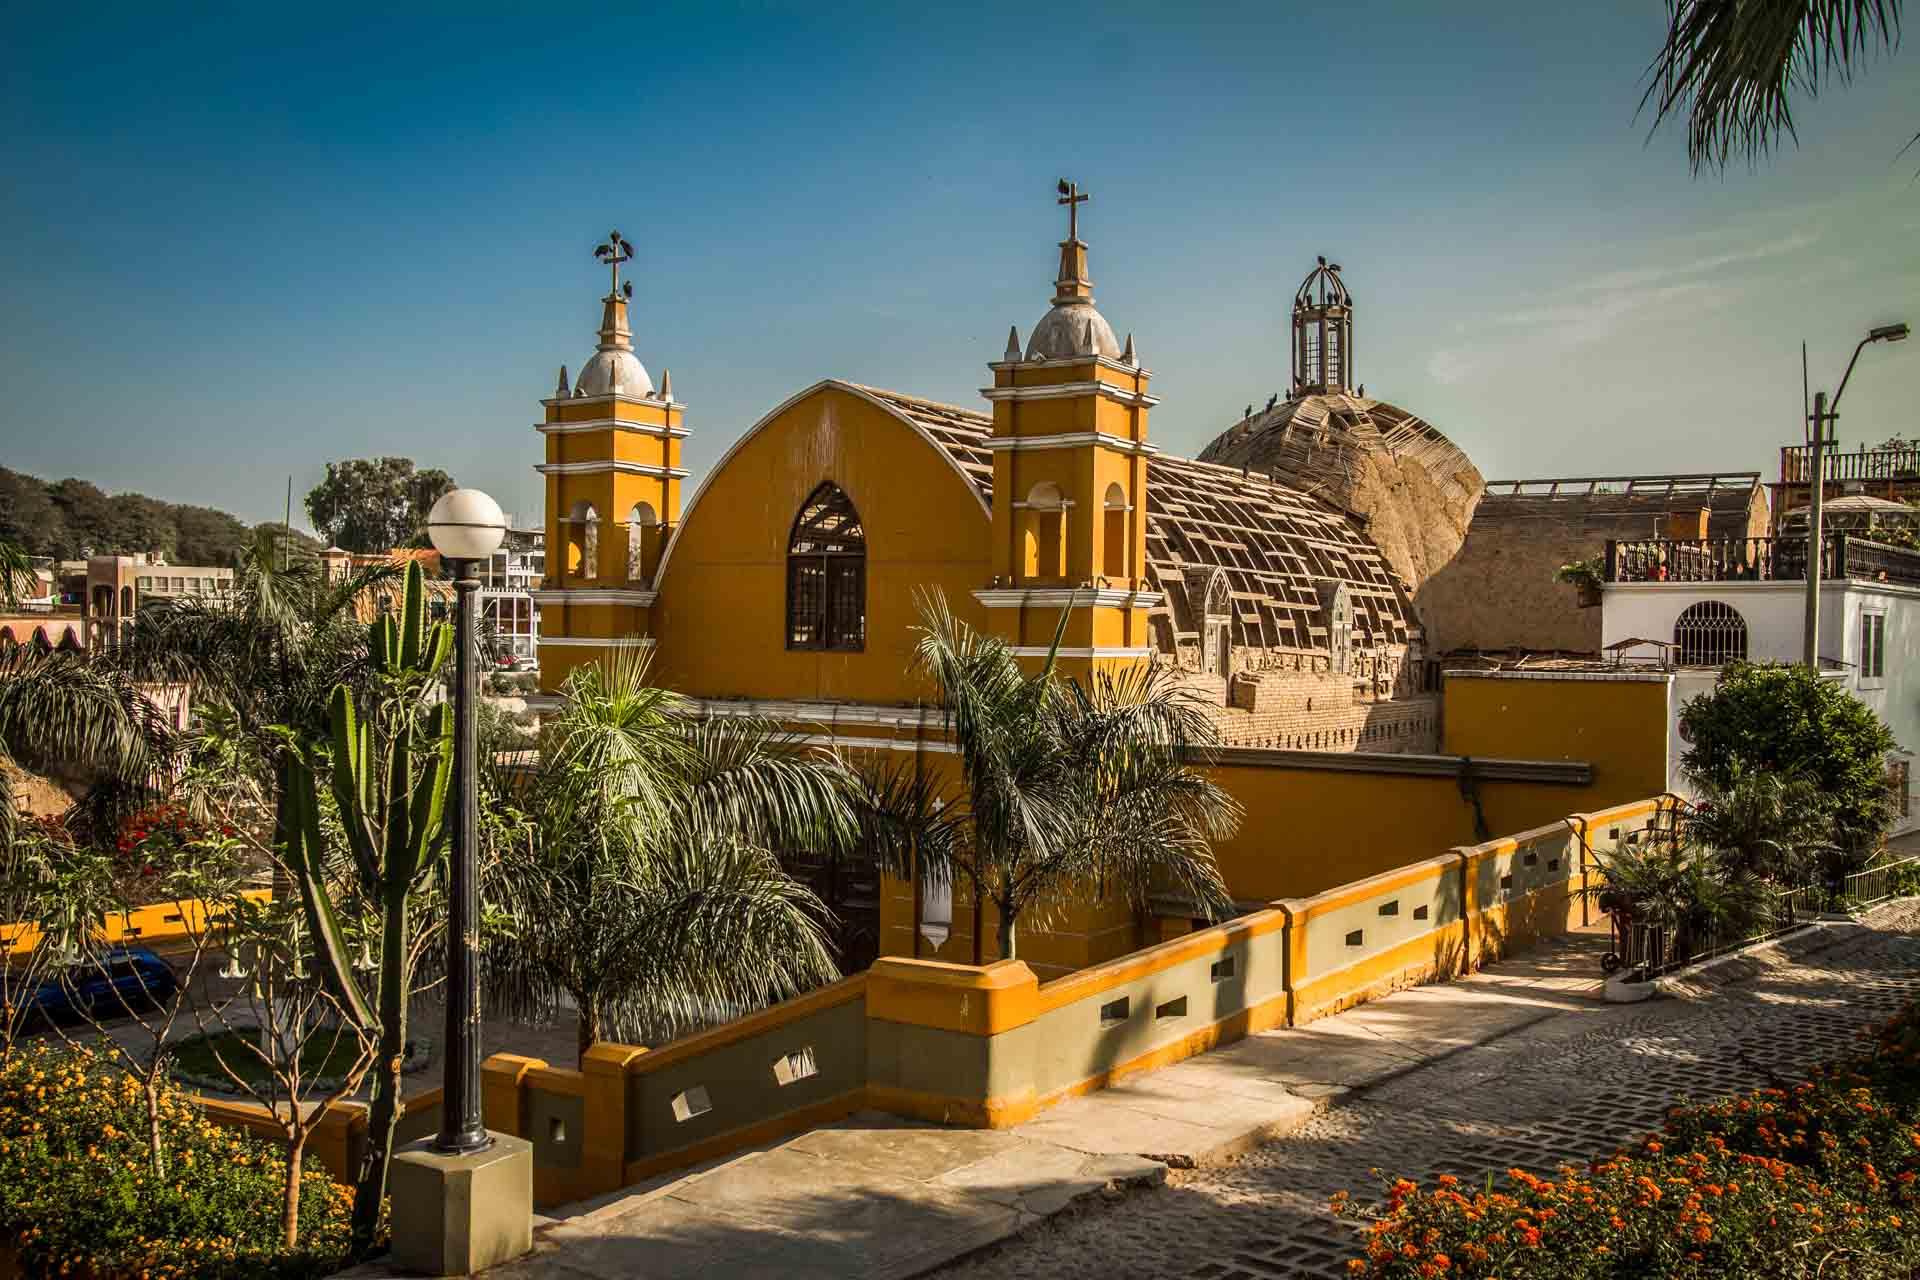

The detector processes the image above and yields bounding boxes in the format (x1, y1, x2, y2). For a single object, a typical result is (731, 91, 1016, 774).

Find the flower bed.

(1337, 1002, 1920, 1278)
(0, 1041, 354, 1278)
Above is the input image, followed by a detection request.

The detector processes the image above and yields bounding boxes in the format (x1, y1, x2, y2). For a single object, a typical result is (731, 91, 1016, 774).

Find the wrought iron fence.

(1604, 533, 1920, 587)
(1605, 881, 1821, 979)
(1780, 443, 1920, 484)
(1842, 856, 1920, 908)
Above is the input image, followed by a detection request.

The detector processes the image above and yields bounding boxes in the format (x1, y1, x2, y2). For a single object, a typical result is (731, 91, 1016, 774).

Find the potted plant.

(1555, 557, 1605, 608)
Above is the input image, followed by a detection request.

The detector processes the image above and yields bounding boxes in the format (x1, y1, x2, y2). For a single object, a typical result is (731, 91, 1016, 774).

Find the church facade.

(529, 195, 1479, 974)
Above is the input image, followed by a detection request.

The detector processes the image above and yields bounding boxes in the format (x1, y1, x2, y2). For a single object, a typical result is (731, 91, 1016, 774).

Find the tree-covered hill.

(0, 466, 310, 565)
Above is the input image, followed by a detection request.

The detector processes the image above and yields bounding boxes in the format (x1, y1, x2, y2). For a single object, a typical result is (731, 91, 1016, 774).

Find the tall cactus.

(284, 561, 453, 1251)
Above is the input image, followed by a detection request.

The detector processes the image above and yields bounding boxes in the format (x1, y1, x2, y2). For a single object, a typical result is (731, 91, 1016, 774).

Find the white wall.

(1604, 580, 1919, 837)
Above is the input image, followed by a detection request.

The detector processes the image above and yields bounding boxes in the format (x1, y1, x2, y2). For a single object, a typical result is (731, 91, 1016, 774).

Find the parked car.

(27, 947, 178, 1025)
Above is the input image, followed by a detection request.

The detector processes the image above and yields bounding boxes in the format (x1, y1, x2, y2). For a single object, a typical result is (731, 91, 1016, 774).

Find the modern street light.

(1802, 322, 1910, 669)
(425, 487, 508, 1155)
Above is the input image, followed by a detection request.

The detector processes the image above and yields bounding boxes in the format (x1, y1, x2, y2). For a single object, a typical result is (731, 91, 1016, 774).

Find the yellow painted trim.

(1288, 856, 1460, 919)
(628, 974, 868, 1075)
(5, 890, 273, 956)
(525, 1066, 588, 1097)
(1033, 908, 1289, 1014)
(865, 958, 1040, 1035)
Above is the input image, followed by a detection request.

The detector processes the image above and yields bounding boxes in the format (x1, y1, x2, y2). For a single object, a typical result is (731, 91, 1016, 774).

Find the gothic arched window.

(787, 482, 866, 651)
(1674, 600, 1748, 666)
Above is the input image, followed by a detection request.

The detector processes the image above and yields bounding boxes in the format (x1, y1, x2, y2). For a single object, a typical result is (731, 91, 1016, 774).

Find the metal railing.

(1605, 533, 1920, 586)
(1607, 881, 1820, 979)
(1780, 443, 1920, 484)
(1842, 856, 1920, 908)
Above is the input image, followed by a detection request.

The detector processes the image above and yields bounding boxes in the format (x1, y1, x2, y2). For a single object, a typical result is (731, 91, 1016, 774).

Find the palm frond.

(1642, 0, 1904, 174)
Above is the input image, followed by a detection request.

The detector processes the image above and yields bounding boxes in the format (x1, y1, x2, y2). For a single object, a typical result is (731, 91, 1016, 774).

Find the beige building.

(84, 553, 234, 648)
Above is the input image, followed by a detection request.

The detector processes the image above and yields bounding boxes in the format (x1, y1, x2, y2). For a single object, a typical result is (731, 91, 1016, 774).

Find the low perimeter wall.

(480, 795, 1673, 1206)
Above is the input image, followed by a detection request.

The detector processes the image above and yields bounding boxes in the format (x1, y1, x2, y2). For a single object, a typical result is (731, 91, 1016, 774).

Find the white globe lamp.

(426, 488, 507, 562)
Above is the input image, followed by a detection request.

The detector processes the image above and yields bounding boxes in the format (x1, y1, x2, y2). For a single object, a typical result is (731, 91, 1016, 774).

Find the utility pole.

(1802, 390, 1829, 669)
(1801, 322, 1911, 671)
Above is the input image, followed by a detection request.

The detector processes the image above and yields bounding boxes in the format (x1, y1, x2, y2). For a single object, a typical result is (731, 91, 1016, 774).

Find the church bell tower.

(975, 182, 1160, 676)
(533, 232, 689, 694)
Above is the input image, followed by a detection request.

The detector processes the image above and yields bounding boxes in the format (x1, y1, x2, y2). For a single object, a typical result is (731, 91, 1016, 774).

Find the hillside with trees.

(0, 466, 291, 565)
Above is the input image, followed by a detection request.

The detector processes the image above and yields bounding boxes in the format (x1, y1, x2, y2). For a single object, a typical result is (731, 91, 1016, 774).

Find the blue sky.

(3, 2, 1916, 529)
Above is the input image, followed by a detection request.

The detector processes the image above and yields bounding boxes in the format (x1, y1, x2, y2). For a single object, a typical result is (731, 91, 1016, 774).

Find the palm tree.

(1644, 0, 1907, 174)
(0, 539, 34, 607)
(867, 591, 1239, 963)
(0, 644, 172, 845)
(113, 526, 396, 845)
(483, 647, 847, 1064)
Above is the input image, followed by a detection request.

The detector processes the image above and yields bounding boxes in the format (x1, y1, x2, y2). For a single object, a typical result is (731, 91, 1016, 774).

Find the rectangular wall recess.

(1499, 874, 1514, 892)
(670, 1086, 713, 1123)
(1344, 929, 1364, 947)
(1099, 996, 1130, 1027)
(1210, 955, 1236, 982)
(547, 1116, 568, 1144)
(1413, 905, 1430, 921)
(1378, 900, 1400, 917)
(772, 1047, 818, 1087)
(1155, 996, 1188, 1021)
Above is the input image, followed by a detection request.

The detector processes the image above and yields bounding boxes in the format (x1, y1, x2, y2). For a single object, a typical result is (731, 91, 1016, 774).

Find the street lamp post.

(1802, 323, 1909, 670)
(425, 488, 507, 1156)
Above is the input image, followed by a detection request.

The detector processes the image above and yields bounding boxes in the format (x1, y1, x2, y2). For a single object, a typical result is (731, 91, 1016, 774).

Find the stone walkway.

(939, 900, 1920, 1280)
(388, 903, 1920, 1280)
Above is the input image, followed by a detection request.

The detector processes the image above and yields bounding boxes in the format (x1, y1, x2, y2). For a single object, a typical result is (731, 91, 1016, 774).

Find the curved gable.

(647, 380, 993, 703)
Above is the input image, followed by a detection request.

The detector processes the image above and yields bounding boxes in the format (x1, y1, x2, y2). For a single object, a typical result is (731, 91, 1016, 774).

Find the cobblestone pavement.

(936, 902, 1920, 1280)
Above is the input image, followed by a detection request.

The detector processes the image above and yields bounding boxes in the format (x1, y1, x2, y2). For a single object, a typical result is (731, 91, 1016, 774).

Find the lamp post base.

(388, 1131, 533, 1276)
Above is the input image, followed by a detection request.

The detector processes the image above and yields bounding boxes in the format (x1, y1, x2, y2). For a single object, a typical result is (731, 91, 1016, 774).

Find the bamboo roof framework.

(851, 385, 1419, 659)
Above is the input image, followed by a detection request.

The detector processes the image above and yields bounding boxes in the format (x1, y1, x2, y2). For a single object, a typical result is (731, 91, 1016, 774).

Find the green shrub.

(0, 1041, 355, 1278)
(1680, 663, 1896, 858)
(1337, 1003, 1920, 1278)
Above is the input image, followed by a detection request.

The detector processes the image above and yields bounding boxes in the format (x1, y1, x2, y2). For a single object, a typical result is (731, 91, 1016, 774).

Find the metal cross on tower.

(594, 230, 635, 296)
(1056, 179, 1088, 242)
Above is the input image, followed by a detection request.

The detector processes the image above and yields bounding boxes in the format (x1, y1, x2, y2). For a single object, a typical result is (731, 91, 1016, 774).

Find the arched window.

(1674, 600, 1748, 666)
(1203, 570, 1233, 676)
(1102, 483, 1128, 582)
(567, 501, 600, 579)
(119, 585, 133, 616)
(1024, 482, 1065, 580)
(626, 502, 657, 582)
(787, 482, 866, 651)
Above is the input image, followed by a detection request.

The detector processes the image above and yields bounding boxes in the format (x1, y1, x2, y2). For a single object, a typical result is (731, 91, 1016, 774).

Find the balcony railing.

(1605, 533, 1920, 586)
(1779, 443, 1920, 485)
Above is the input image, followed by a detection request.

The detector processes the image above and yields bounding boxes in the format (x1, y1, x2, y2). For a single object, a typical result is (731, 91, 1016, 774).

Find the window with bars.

(787, 482, 866, 651)
(1889, 760, 1911, 819)
(1674, 600, 1748, 666)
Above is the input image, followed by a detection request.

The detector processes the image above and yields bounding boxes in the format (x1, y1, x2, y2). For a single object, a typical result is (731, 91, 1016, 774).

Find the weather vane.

(594, 230, 635, 299)
(1056, 179, 1088, 243)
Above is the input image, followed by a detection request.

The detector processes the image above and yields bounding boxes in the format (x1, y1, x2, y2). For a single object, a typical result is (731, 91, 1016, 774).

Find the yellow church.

(529, 190, 1509, 980)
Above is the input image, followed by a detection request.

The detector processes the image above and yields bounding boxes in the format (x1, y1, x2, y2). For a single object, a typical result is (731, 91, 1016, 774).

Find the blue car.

(27, 947, 179, 1025)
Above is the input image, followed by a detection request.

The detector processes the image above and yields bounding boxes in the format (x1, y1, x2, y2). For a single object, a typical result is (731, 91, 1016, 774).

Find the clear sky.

(3, 2, 1916, 530)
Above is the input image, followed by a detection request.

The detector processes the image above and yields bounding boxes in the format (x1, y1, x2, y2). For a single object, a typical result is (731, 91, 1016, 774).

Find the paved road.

(937, 902, 1920, 1280)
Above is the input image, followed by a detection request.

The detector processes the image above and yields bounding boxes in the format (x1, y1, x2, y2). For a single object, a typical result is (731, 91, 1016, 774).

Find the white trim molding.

(536, 635, 656, 649)
(534, 460, 691, 479)
(542, 393, 685, 411)
(536, 417, 689, 439)
(979, 381, 1159, 410)
(530, 588, 658, 606)
(687, 699, 948, 730)
(973, 587, 1164, 610)
(1007, 645, 1155, 659)
(984, 431, 1159, 457)
(986, 354, 1153, 380)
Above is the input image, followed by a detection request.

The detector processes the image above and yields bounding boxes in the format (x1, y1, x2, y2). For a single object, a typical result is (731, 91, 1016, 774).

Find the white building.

(479, 520, 544, 664)
(1601, 532, 1919, 835)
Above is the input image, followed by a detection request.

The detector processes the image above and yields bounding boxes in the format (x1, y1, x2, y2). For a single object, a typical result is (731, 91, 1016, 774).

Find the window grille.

(1890, 760, 1911, 820)
(787, 482, 866, 651)
(1673, 600, 1748, 666)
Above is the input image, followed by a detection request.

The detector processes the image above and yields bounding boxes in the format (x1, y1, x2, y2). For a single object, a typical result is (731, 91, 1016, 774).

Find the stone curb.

(1653, 919, 1863, 999)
